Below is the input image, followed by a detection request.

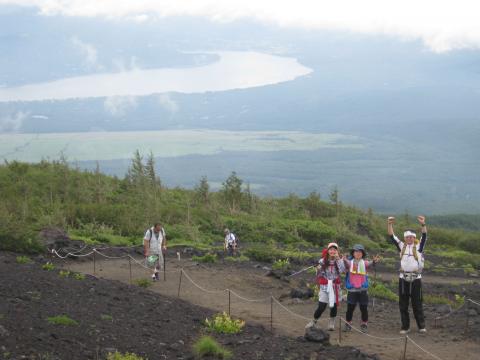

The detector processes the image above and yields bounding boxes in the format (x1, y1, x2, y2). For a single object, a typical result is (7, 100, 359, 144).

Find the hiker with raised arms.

(342, 244, 380, 333)
(144, 222, 167, 281)
(306, 242, 346, 331)
(387, 215, 427, 334)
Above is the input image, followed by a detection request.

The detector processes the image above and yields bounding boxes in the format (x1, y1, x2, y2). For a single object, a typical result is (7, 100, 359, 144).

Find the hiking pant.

(226, 244, 235, 256)
(314, 301, 337, 320)
(398, 278, 425, 330)
(346, 291, 368, 323)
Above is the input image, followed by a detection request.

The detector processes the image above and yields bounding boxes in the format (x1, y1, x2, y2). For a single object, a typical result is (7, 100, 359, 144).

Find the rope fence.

(50, 246, 480, 360)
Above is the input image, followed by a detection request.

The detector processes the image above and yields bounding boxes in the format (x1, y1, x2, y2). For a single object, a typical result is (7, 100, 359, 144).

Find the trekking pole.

(402, 335, 408, 360)
(163, 251, 166, 282)
(270, 296, 274, 333)
(128, 257, 132, 284)
(177, 269, 183, 297)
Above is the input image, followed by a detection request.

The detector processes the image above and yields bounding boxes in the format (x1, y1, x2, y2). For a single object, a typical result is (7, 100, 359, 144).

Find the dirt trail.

(65, 255, 480, 360)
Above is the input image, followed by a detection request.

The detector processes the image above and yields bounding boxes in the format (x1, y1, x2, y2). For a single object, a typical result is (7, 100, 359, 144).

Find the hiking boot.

(399, 329, 410, 335)
(305, 319, 317, 329)
(418, 328, 427, 334)
(360, 323, 368, 333)
(343, 322, 352, 332)
(151, 274, 157, 281)
(155, 272, 160, 280)
(328, 317, 335, 331)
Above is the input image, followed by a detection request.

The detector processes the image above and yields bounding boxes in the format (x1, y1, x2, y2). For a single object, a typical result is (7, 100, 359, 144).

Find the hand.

(387, 216, 395, 225)
(372, 255, 381, 263)
(145, 250, 150, 257)
(162, 246, 167, 254)
(417, 215, 426, 225)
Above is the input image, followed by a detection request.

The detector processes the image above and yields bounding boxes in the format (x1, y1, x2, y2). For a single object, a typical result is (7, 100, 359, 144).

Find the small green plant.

(106, 351, 145, 360)
(204, 312, 245, 334)
(73, 273, 86, 280)
(42, 262, 55, 271)
(47, 315, 78, 326)
(135, 278, 152, 288)
(101, 314, 113, 321)
(16, 255, 31, 264)
(59, 270, 71, 278)
(193, 336, 231, 359)
(307, 282, 319, 301)
(192, 253, 218, 263)
(272, 258, 291, 271)
(369, 282, 398, 302)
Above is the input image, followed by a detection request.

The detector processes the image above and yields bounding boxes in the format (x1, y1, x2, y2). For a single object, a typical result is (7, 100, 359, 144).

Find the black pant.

(399, 278, 425, 330)
(346, 303, 368, 322)
(314, 302, 337, 319)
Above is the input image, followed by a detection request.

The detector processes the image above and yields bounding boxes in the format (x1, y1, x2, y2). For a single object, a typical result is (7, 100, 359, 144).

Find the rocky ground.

(0, 251, 379, 360)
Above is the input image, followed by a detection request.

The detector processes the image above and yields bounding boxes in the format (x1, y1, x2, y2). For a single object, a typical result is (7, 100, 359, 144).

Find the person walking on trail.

(343, 244, 380, 333)
(306, 242, 346, 331)
(144, 223, 167, 281)
(224, 228, 237, 256)
(388, 215, 428, 334)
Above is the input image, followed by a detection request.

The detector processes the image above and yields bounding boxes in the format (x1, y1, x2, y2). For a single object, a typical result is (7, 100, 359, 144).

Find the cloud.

(103, 95, 137, 117)
(71, 36, 101, 69)
(158, 94, 179, 114)
(3, 1, 480, 53)
(0, 111, 28, 132)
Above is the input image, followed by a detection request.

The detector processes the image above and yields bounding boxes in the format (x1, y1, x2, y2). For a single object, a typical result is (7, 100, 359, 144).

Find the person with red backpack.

(306, 242, 346, 331)
(343, 244, 380, 333)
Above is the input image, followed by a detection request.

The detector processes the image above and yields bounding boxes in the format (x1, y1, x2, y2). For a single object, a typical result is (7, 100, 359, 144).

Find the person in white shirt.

(143, 223, 167, 281)
(224, 228, 237, 256)
(387, 215, 427, 334)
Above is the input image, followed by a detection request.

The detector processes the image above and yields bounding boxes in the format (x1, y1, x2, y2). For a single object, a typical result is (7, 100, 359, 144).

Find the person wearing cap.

(144, 222, 167, 281)
(224, 228, 237, 257)
(306, 242, 346, 331)
(343, 244, 380, 333)
(387, 215, 427, 334)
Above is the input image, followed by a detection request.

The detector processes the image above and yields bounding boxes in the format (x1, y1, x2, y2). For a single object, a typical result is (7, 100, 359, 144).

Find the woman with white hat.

(306, 242, 346, 331)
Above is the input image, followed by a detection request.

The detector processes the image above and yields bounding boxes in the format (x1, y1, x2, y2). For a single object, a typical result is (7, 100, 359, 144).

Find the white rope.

(407, 336, 445, 360)
(272, 297, 315, 322)
(52, 249, 94, 259)
(229, 289, 270, 303)
(181, 269, 226, 294)
(93, 249, 130, 259)
(467, 298, 480, 307)
(434, 302, 467, 321)
(339, 317, 405, 341)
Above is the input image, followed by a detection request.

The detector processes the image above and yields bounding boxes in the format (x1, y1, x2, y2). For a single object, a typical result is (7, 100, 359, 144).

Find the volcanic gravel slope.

(0, 252, 379, 360)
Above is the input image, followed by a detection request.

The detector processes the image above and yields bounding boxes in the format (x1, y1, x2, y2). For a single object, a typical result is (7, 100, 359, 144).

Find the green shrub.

(192, 253, 217, 263)
(204, 312, 245, 334)
(106, 351, 145, 360)
(16, 256, 31, 264)
(135, 278, 152, 288)
(42, 262, 55, 271)
(73, 273, 86, 280)
(272, 258, 291, 271)
(369, 282, 398, 302)
(59, 270, 71, 278)
(47, 315, 78, 326)
(193, 336, 231, 359)
(101, 314, 113, 321)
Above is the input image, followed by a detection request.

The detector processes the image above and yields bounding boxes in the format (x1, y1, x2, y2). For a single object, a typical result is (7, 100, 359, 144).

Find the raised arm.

(387, 216, 402, 252)
(418, 215, 427, 252)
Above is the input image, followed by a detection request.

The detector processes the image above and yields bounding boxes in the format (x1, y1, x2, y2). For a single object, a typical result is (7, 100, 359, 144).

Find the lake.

(0, 51, 312, 102)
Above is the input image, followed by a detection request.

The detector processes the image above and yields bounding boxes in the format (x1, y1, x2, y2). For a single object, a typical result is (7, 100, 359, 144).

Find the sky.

(1, 0, 480, 53)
